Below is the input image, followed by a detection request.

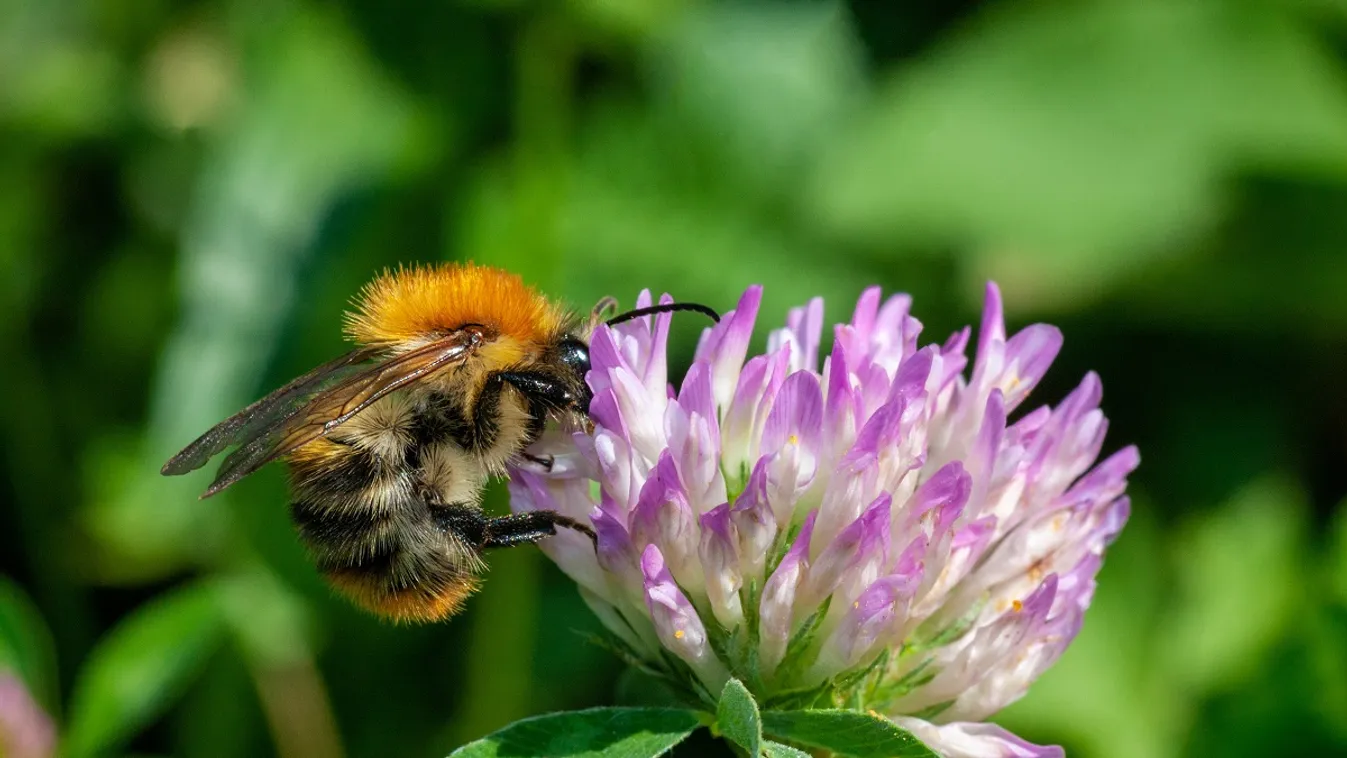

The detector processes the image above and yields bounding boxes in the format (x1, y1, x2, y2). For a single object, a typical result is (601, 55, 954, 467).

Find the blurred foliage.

(2, 0, 1346, 756)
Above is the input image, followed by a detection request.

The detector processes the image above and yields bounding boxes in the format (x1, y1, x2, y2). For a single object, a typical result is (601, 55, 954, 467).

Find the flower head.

(510, 283, 1136, 758)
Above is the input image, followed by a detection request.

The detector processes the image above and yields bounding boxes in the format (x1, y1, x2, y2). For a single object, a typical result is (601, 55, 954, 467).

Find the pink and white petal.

(821, 336, 863, 468)
(975, 283, 1007, 362)
(800, 494, 891, 610)
(890, 718, 1064, 758)
(759, 512, 816, 674)
(814, 566, 922, 679)
(640, 545, 728, 689)
(628, 452, 703, 593)
(642, 293, 676, 397)
(895, 577, 1058, 717)
(591, 499, 642, 601)
(695, 285, 763, 413)
(869, 292, 920, 373)
(997, 325, 1063, 412)
(0, 673, 56, 758)
(768, 296, 825, 374)
(508, 473, 605, 598)
(699, 504, 745, 628)
(721, 348, 790, 479)
(762, 371, 825, 519)
(666, 368, 727, 514)
(846, 286, 883, 350)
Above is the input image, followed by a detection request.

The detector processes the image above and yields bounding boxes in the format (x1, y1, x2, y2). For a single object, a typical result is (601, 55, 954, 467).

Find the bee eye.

(559, 337, 590, 378)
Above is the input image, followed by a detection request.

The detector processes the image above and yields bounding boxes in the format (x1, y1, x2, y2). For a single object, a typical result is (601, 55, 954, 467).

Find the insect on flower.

(161, 263, 717, 623)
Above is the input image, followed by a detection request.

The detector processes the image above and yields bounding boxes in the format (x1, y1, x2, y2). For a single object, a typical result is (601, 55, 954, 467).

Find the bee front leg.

(498, 369, 589, 445)
(481, 510, 597, 549)
(521, 452, 555, 471)
(497, 371, 578, 411)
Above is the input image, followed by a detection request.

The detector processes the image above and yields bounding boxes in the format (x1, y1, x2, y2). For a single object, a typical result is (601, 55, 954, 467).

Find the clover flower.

(510, 283, 1136, 758)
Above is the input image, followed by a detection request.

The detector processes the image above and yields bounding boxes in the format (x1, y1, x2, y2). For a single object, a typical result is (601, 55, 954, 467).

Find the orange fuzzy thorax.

(344, 263, 568, 348)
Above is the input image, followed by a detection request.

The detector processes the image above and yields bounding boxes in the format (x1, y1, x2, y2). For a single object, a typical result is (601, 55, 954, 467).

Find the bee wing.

(164, 333, 478, 499)
(161, 347, 383, 477)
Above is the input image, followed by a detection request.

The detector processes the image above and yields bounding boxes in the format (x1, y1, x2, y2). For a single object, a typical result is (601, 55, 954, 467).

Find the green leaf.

(0, 576, 58, 709)
(1329, 500, 1347, 607)
(762, 741, 812, 758)
(0, 5, 123, 138)
(774, 597, 831, 687)
(448, 707, 703, 758)
(716, 679, 762, 757)
(215, 569, 313, 666)
(761, 710, 938, 758)
(615, 667, 685, 709)
(833, 649, 891, 709)
(84, 4, 437, 579)
(1157, 475, 1306, 692)
(567, 0, 683, 41)
(708, 623, 763, 694)
(650, 1, 864, 199)
(809, 1, 1347, 306)
(64, 584, 226, 758)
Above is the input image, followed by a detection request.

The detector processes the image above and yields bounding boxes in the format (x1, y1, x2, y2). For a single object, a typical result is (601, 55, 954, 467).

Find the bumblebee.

(162, 263, 716, 622)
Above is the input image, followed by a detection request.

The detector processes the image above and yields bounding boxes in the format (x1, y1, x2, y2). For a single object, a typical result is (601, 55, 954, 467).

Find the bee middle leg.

(435, 502, 596, 549)
(481, 510, 597, 548)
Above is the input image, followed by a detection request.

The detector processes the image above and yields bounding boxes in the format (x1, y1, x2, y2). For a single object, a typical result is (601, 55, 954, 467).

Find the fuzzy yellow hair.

(344, 262, 568, 348)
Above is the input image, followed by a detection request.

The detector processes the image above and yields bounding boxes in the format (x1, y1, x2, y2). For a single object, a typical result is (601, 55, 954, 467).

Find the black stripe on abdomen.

(289, 497, 398, 550)
(286, 439, 483, 610)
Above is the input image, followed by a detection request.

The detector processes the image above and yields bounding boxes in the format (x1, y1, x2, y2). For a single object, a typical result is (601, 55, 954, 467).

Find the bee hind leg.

(481, 510, 597, 549)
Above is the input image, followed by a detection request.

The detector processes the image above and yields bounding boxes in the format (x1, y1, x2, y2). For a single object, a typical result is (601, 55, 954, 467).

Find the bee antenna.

(605, 302, 720, 327)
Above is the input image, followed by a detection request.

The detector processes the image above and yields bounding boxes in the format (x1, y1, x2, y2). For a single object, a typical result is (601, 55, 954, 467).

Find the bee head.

(556, 335, 593, 411)
(558, 336, 591, 383)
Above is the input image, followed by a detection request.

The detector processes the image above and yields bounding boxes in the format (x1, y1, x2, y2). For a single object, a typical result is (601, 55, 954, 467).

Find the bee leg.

(521, 452, 555, 471)
(498, 371, 579, 411)
(481, 510, 597, 549)
(499, 369, 593, 437)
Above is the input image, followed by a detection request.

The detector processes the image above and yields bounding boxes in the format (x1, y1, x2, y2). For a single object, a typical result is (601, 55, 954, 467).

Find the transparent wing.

(162, 333, 478, 498)
(161, 347, 382, 476)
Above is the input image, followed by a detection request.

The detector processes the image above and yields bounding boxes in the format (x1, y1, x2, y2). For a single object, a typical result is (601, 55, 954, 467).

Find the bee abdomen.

(286, 438, 483, 622)
(316, 522, 483, 623)
(289, 497, 400, 557)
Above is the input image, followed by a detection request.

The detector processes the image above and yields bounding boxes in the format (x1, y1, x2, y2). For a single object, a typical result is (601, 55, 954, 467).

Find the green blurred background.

(3, 0, 1347, 756)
